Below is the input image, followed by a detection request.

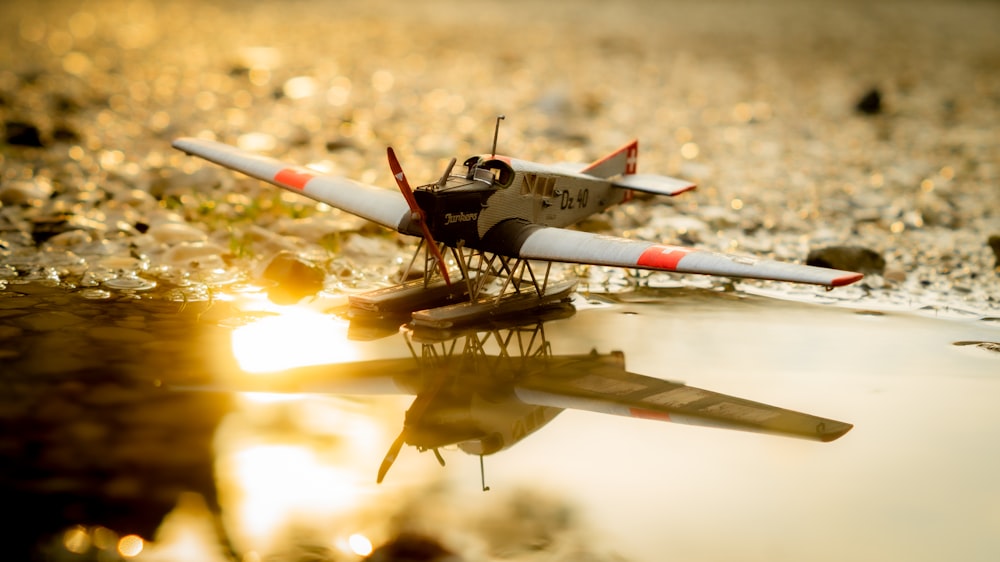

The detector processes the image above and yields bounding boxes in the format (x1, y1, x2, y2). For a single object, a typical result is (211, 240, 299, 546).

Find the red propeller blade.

(387, 147, 451, 285)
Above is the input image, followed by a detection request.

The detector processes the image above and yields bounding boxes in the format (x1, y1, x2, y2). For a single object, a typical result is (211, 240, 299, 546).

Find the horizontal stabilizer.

(612, 174, 696, 197)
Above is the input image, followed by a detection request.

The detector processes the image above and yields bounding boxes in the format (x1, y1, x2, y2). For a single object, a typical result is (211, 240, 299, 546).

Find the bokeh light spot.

(63, 526, 91, 554)
(118, 534, 144, 558)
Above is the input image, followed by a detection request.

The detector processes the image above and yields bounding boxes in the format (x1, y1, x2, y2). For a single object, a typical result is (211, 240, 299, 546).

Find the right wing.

(172, 137, 412, 232)
(509, 225, 863, 287)
(515, 356, 853, 442)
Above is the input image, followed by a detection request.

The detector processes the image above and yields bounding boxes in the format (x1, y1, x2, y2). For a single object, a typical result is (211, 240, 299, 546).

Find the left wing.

(513, 225, 863, 287)
(172, 137, 412, 232)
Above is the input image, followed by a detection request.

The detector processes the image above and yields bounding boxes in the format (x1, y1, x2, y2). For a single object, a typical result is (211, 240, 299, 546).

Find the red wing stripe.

(629, 408, 671, 422)
(831, 272, 864, 287)
(274, 167, 319, 190)
(636, 245, 694, 271)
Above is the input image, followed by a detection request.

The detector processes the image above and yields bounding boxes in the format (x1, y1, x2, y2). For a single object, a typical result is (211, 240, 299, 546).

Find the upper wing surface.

(515, 360, 852, 442)
(517, 227, 863, 287)
(612, 174, 696, 197)
(172, 138, 411, 231)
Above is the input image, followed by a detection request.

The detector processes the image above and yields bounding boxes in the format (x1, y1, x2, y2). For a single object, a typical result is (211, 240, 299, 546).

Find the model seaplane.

(219, 310, 852, 487)
(173, 117, 863, 327)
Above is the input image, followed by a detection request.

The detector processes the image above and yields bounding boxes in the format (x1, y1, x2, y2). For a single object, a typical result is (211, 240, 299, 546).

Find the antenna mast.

(480, 455, 491, 492)
(490, 115, 505, 157)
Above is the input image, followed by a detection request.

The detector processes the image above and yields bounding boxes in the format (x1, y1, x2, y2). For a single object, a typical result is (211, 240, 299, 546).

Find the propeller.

(387, 147, 451, 285)
(375, 374, 446, 484)
(376, 430, 407, 484)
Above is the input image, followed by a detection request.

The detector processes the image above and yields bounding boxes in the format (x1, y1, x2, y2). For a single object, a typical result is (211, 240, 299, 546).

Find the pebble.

(855, 88, 883, 115)
(161, 242, 228, 269)
(260, 250, 327, 305)
(148, 222, 208, 245)
(0, 179, 53, 206)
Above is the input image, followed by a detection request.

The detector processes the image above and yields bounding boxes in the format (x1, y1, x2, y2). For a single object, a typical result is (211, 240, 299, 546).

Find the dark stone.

(30, 215, 73, 244)
(260, 251, 326, 305)
(52, 94, 83, 114)
(807, 246, 886, 275)
(325, 139, 356, 151)
(855, 88, 882, 115)
(5, 121, 46, 147)
(364, 533, 455, 562)
(51, 125, 80, 143)
(988, 234, 1000, 268)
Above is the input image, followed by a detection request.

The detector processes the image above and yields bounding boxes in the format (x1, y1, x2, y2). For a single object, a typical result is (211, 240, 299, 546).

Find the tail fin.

(580, 139, 638, 178)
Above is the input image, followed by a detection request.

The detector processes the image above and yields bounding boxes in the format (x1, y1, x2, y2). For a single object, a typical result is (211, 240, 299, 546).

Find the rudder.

(580, 139, 638, 178)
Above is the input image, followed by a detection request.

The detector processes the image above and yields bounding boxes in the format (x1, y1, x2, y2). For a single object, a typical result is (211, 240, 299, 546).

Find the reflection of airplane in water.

(231, 307, 852, 488)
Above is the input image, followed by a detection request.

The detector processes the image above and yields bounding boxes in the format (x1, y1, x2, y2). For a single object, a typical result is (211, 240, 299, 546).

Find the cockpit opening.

(463, 155, 515, 188)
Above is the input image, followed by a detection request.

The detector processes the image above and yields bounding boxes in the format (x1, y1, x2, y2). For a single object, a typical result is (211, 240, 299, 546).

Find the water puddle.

(2, 283, 998, 561)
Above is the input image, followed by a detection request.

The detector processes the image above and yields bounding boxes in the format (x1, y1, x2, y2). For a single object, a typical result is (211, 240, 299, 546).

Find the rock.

(148, 222, 208, 245)
(260, 251, 326, 305)
(30, 213, 106, 244)
(988, 235, 1000, 268)
(161, 242, 227, 269)
(884, 266, 908, 283)
(855, 88, 882, 115)
(363, 533, 457, 562)
(0, 179, 53, 206)
(807, 246, 886, 275)
(4, 120, 45, 147)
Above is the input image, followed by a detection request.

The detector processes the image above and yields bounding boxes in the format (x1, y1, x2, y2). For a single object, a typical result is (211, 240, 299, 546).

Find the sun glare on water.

(232, 445, 364, 539)
(231, 307, 360, 373)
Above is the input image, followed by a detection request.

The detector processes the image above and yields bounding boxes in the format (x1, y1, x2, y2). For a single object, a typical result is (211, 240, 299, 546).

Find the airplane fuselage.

(410, 155, 629, 255)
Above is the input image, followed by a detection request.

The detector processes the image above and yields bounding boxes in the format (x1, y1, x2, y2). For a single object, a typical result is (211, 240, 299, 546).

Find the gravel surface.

(1, 0, 998, 316)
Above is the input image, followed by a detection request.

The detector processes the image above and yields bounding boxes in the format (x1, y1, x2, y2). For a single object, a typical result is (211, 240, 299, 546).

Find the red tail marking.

(274, 168, 318, 190)
(637, 245, 694, 271)
(625, 143, 638, 175)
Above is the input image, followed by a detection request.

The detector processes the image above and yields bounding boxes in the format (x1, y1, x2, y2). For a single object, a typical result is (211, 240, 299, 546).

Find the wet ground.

(2, 0, 999, 561)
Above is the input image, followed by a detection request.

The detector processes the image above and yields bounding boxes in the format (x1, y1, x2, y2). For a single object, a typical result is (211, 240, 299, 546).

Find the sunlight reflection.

(238, 445, 363, 528)
(348, 533, 374, 556)
(211, 393, 396, 554)
(230, 307, 359, 373)
(141, 493, 229, 562)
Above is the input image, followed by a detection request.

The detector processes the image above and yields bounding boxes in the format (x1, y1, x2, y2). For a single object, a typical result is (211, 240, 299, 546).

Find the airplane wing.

(172, 137, 412, 232)
(174, 357, 424, 396)
(511, 225, 863, 287)
(514, 358, 852, 442)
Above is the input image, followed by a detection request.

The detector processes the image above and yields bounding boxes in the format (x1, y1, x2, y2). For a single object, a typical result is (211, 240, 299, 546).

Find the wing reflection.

(227, 305, 852, 485)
